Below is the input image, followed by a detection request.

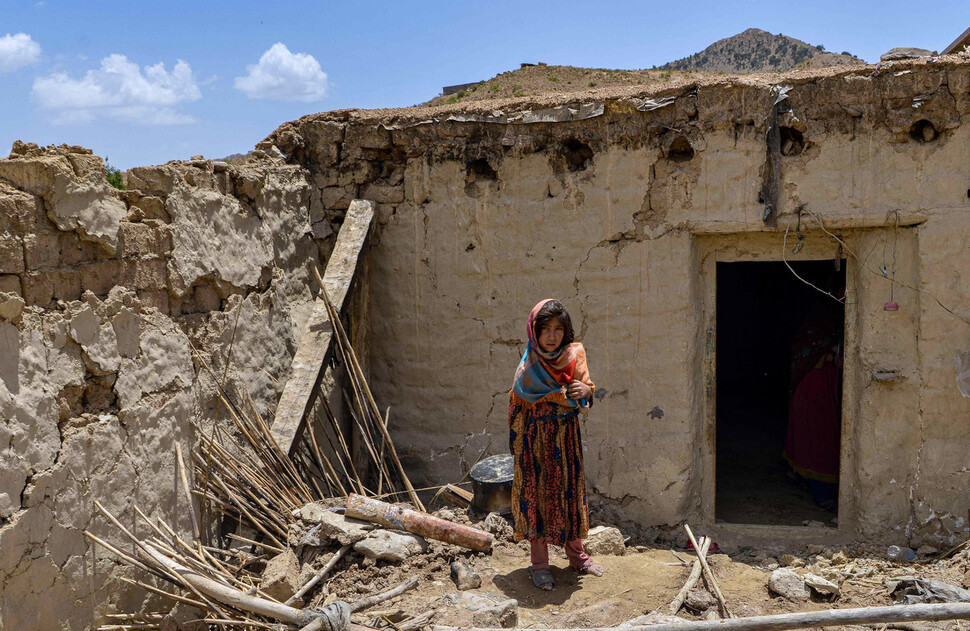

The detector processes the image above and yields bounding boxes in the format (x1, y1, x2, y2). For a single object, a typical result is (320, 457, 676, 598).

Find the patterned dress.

(509, 398, 589, 545)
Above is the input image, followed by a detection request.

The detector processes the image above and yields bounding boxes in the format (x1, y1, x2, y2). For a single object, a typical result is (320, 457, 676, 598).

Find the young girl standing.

(509, 299, 603, 591)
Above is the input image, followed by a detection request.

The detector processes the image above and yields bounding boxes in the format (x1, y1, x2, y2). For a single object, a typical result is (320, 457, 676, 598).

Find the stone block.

(0, 238, 25, 273)
(260, 548, 301, 602)
(118, 221, 170, 258)
(58, 233, 103, 267)
(584, 525, 626, 556)
(360, 183, 404, 204)
(353, 530, 426, 562)
(136, 289, 170, 313)
(23, 231, 60, 270)
(0, 275, 21, 296)
(320, 187, 354, 210)
(79, 260, 123, 297)
(21, 271, 53, 306)
(125, 259, 167, 291)
(52, 269, 82, 303)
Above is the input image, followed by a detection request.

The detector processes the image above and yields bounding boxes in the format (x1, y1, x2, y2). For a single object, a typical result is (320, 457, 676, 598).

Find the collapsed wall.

(0, 142, 330, 630)
(264, 57, 970, 548)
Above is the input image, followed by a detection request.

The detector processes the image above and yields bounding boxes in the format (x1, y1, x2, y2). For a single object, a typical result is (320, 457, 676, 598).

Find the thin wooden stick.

(669, 536, 712, 614)
(226, 533, 285, 555)
(350, 576, 420, 613)
(285, 544, 352, 605)
(316, 272, 424, 511)
(684, 524, 730, 618)
(175, 443, 202, 542)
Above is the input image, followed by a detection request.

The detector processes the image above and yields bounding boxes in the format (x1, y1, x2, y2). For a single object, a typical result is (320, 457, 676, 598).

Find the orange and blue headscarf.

(510, 299, 593, 409)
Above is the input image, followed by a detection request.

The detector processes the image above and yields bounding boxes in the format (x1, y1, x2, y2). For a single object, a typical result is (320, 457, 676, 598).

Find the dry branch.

(668, 536, 712, 614)
(434, 602, 970, 631)
(684, 524, 731, 618)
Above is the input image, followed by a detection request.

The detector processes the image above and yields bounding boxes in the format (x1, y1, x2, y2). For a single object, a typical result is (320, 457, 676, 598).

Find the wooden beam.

(270, 199, 376, 455)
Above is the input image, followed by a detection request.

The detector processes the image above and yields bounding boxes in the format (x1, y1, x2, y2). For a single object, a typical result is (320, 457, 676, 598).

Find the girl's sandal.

(529, 567, 555, 591)
(578, 560, 604, 577)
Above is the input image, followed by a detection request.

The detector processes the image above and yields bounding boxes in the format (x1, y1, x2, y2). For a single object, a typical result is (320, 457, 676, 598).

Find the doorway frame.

(695, 232, 860, 534)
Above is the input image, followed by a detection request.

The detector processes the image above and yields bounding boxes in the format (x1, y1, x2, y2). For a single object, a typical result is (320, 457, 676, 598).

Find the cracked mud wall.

(0, 143, 327, 630)
(268, 57, 970, 547)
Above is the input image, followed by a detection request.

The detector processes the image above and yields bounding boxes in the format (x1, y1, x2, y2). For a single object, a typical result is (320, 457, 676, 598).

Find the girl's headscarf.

(510, 299, 593, 408)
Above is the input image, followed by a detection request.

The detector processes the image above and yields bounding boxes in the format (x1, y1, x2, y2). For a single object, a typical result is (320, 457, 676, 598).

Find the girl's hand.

(567, 380, 592, 400)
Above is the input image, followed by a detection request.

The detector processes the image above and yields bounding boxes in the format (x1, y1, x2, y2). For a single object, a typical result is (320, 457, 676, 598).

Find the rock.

(881, 47, 936, 61)
(261, 548, 301, 602)
(354, 530, 427, 562)
(685, 588, 717, 611)
(0, 292, 25, 322)
(779, 554, 804, 568)
(622, 612, 687, 626)
(585, 525, 626, 556)
(804, 573, 841, 596)
(296, 503, 374, 545)
(831, 550, 849, 565)
(435, 508, 457, 523)
(768, 568, 811, 601)
(470, 596, 517, 629)
(450, 559, 482, 591)
(917, 545, 938, 556)
(704, 610, 720, 621)
(482, 512, 513, 538)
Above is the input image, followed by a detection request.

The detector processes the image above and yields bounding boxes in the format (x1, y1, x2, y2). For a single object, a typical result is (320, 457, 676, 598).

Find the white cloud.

(31, 54, 202, 125)
(0, 33, 41, 72)
(234, 43, 327, 102)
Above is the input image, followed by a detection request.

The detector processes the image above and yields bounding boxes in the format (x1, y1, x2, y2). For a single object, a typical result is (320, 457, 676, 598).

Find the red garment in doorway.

(783, 362, 841, 484)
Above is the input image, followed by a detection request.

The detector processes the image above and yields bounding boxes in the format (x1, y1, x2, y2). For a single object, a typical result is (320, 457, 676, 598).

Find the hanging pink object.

(884, 301, 899, 311)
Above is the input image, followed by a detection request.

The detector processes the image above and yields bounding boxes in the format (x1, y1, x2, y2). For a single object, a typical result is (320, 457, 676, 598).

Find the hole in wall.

(909, 119, 938, 143)
(667, 136, 695, 162)
(466, 158, 497, 180)
(561, 138, 594, 172)
(780, 126, 806, 155)
(464, 158, 498, 197)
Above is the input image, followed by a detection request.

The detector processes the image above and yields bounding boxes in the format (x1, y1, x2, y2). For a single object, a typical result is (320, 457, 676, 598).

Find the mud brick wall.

(0, 142, 328, 630)
(267, 56, 970, 549)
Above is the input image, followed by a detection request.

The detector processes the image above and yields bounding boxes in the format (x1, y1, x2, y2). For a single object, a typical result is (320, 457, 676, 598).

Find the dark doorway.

(715, 260, 845, 526)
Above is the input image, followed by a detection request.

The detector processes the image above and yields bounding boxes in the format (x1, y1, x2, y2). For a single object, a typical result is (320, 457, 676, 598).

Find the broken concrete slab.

(354, 530, 427, 562)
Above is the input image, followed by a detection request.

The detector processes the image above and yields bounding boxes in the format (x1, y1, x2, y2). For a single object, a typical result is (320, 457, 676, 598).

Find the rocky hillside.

(659, 28, 863, 73)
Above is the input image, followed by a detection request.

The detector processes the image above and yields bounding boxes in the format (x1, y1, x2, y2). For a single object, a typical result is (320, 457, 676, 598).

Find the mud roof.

(278, 54, 970, 131)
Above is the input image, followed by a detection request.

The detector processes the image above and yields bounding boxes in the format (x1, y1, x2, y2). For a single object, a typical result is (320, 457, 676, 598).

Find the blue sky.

(1, 1, 968, 169)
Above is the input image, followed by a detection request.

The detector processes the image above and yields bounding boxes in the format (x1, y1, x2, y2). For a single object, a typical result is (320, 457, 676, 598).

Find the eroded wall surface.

(267, 57, 970, 547)
(0, 142, 325, 630)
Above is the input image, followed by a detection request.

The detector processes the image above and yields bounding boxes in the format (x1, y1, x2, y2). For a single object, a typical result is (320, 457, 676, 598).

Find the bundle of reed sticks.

(87, 270, 429, 629)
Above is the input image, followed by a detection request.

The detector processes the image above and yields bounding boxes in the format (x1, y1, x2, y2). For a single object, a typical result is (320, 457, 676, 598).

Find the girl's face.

(537, 318, 564, 353)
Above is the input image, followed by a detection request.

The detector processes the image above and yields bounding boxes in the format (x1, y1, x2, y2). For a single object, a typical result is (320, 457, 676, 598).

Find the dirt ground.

(305, 508, 970, 630)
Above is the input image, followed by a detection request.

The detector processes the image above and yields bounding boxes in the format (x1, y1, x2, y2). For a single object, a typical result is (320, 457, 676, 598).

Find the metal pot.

(470, 454, 514, 515)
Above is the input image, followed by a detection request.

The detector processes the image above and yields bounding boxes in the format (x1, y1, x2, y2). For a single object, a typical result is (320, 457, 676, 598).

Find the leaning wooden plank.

(433, 602, 970, 631)
(270, 199, 376, 455)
